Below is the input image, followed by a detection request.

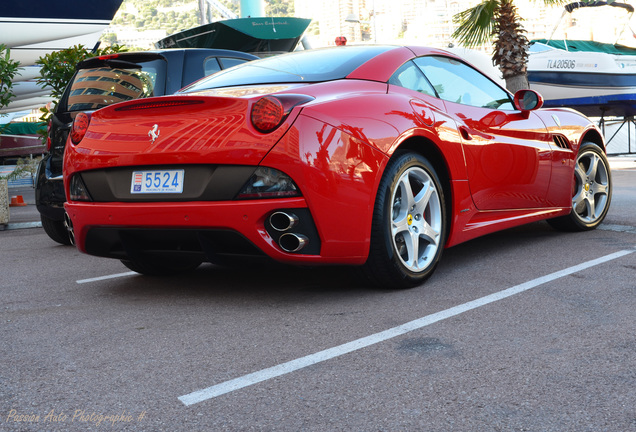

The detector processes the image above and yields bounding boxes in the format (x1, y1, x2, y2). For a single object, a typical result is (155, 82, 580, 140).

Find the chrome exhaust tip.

(269, 211, 299, 232)
(279, 233, 308, 253)
(64, 212, 75, 246)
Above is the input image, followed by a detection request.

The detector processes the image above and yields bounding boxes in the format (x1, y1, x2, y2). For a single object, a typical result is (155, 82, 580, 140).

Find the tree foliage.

(110, 0, 201, 35)
(452, 0, 569, 91)
(0, 44, 21, 113)
(266, 0, 294, 17)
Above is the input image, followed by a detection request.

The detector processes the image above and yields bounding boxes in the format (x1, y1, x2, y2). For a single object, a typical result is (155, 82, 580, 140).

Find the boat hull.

(0, 135, 46, 160)
(1, 20, 113, 48)
(1, 0, 123, 65)
(528, 45, 636, 117)
(8, 31, 106, 66)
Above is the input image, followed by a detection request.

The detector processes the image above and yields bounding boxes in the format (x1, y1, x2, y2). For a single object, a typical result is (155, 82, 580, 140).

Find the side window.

(204, 57, 250, 76)
(204, 58, 222, 76)
(388, 61, 437, 97)
(414, 56, 514, 110)
(219, 57, 251, 70)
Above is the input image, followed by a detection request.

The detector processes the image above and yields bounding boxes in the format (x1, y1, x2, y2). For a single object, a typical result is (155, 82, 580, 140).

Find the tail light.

(250, 94, 314, 133)
(69, 174, 92, 201)
(236, 167, 300, 199)
(70, 112, 91, 145)
(46, 119, 52, 152)
(251, 97, 284, 133)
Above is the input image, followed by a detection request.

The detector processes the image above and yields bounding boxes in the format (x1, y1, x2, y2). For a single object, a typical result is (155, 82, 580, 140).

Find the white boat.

(2, 1, 123, 65)
(527, 1, 636, 118)
(7, 31, 110, 67)
(0, 1, 123, 114)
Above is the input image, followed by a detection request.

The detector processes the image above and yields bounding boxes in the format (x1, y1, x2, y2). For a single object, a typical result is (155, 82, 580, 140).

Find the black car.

(36, 48, 258, 244)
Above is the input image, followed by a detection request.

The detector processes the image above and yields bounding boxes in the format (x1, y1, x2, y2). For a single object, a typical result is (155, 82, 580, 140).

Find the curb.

(1, 222, 43, 231)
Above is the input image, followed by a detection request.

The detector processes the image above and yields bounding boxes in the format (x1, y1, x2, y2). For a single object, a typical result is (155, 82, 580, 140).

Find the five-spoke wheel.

(549, 142, 612, 231)
(365, 152, 446, 289)
(390, 165, 443, 273)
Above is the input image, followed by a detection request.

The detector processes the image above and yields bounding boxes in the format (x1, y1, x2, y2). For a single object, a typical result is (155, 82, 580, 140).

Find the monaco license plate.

(131, 169, 184, 194)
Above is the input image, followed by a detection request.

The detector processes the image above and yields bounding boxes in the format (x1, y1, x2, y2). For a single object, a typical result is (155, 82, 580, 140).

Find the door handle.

(459, 126, 473, 140)
(459, 126, 493, 141)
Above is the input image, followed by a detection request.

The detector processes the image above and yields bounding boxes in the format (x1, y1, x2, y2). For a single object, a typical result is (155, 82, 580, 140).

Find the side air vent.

(552, 134, 571, 150)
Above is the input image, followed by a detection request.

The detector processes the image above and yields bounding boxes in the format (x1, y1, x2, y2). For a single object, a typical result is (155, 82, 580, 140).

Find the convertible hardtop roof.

(181, 45, 457, 93)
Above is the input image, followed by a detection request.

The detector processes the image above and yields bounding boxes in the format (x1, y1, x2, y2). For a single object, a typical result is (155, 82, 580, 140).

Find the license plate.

(131, 169, 184, 194)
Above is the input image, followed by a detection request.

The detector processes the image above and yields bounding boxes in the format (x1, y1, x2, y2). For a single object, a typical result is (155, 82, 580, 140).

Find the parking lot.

(1, 159, 635, 431)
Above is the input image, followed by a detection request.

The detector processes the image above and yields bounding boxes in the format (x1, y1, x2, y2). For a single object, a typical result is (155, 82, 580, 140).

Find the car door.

(414, 55, 553, 211)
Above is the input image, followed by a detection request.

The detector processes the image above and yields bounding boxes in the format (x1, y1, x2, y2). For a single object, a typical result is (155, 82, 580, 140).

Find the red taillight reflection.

(95, 53, 120, 61)
(46, 119, 52, 152)
(251, 97, 284, 133)
(114, 99, 204, 111)
(70, 112, 90, 145)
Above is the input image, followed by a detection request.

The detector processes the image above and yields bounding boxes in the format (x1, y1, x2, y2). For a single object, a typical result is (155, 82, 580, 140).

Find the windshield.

(182, 46, 393, 92)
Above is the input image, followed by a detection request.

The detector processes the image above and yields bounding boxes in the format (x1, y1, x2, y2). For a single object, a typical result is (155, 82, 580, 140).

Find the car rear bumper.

(64, 199, 368, 265)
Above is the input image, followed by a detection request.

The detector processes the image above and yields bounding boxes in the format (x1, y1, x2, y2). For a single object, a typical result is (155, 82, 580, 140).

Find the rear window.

(64, 59, 166, 112)
(182, 46, 393, 92)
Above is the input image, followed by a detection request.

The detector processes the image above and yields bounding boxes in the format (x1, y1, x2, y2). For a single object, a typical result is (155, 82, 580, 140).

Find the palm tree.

(452, 0, 571, 93)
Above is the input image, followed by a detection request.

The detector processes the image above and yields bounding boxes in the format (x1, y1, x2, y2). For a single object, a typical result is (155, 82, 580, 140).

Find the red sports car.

(63, 45, 612, 288)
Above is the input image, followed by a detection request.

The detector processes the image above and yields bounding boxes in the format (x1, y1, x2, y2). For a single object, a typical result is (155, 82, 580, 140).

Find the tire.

(364, 152, 447, 289)
(41, 214, 72, 245)
(121, 257, 202, 276)
(548, 143, 612, 232)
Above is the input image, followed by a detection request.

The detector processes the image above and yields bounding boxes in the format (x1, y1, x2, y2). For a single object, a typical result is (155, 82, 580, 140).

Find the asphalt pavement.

(4, 185, 38, 228)
(1, 156, 635, 431)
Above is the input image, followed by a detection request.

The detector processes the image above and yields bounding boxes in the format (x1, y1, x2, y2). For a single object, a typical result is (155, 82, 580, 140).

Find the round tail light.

(70, 112, 90, 145)
(251, 97, 285, 133)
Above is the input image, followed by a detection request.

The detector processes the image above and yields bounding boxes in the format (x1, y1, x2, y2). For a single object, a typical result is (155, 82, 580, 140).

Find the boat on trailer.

(527, 1, 636, 118)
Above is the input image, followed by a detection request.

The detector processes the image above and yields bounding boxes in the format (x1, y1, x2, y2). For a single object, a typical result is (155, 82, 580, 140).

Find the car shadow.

(102, 260, 375, 303)
(97, 220, 570, 305)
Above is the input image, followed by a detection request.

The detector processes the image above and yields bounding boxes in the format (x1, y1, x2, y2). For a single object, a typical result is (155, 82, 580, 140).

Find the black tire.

(548, 143, 612, 232)
(364, 152, 447, 289)
(121, 257, 202, 276)
(41, 215, 72, 245)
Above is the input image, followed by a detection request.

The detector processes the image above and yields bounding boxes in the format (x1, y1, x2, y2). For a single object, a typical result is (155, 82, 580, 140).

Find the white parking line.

(178, 249, 634, 406)
(76, 272, 137, 284)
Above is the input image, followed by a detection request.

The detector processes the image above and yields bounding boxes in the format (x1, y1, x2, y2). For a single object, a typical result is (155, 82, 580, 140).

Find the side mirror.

(513, 89, 544, 112)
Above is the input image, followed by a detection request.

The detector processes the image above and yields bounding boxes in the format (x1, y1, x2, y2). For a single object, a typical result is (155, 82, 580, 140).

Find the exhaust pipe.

(279, 233, 308, 253)
(269, 211, 299, 232)
(64, 212, 75, 246)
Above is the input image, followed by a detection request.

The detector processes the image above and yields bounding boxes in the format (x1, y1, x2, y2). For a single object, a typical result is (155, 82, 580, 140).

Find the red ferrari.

(63, 45, 612, 288)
